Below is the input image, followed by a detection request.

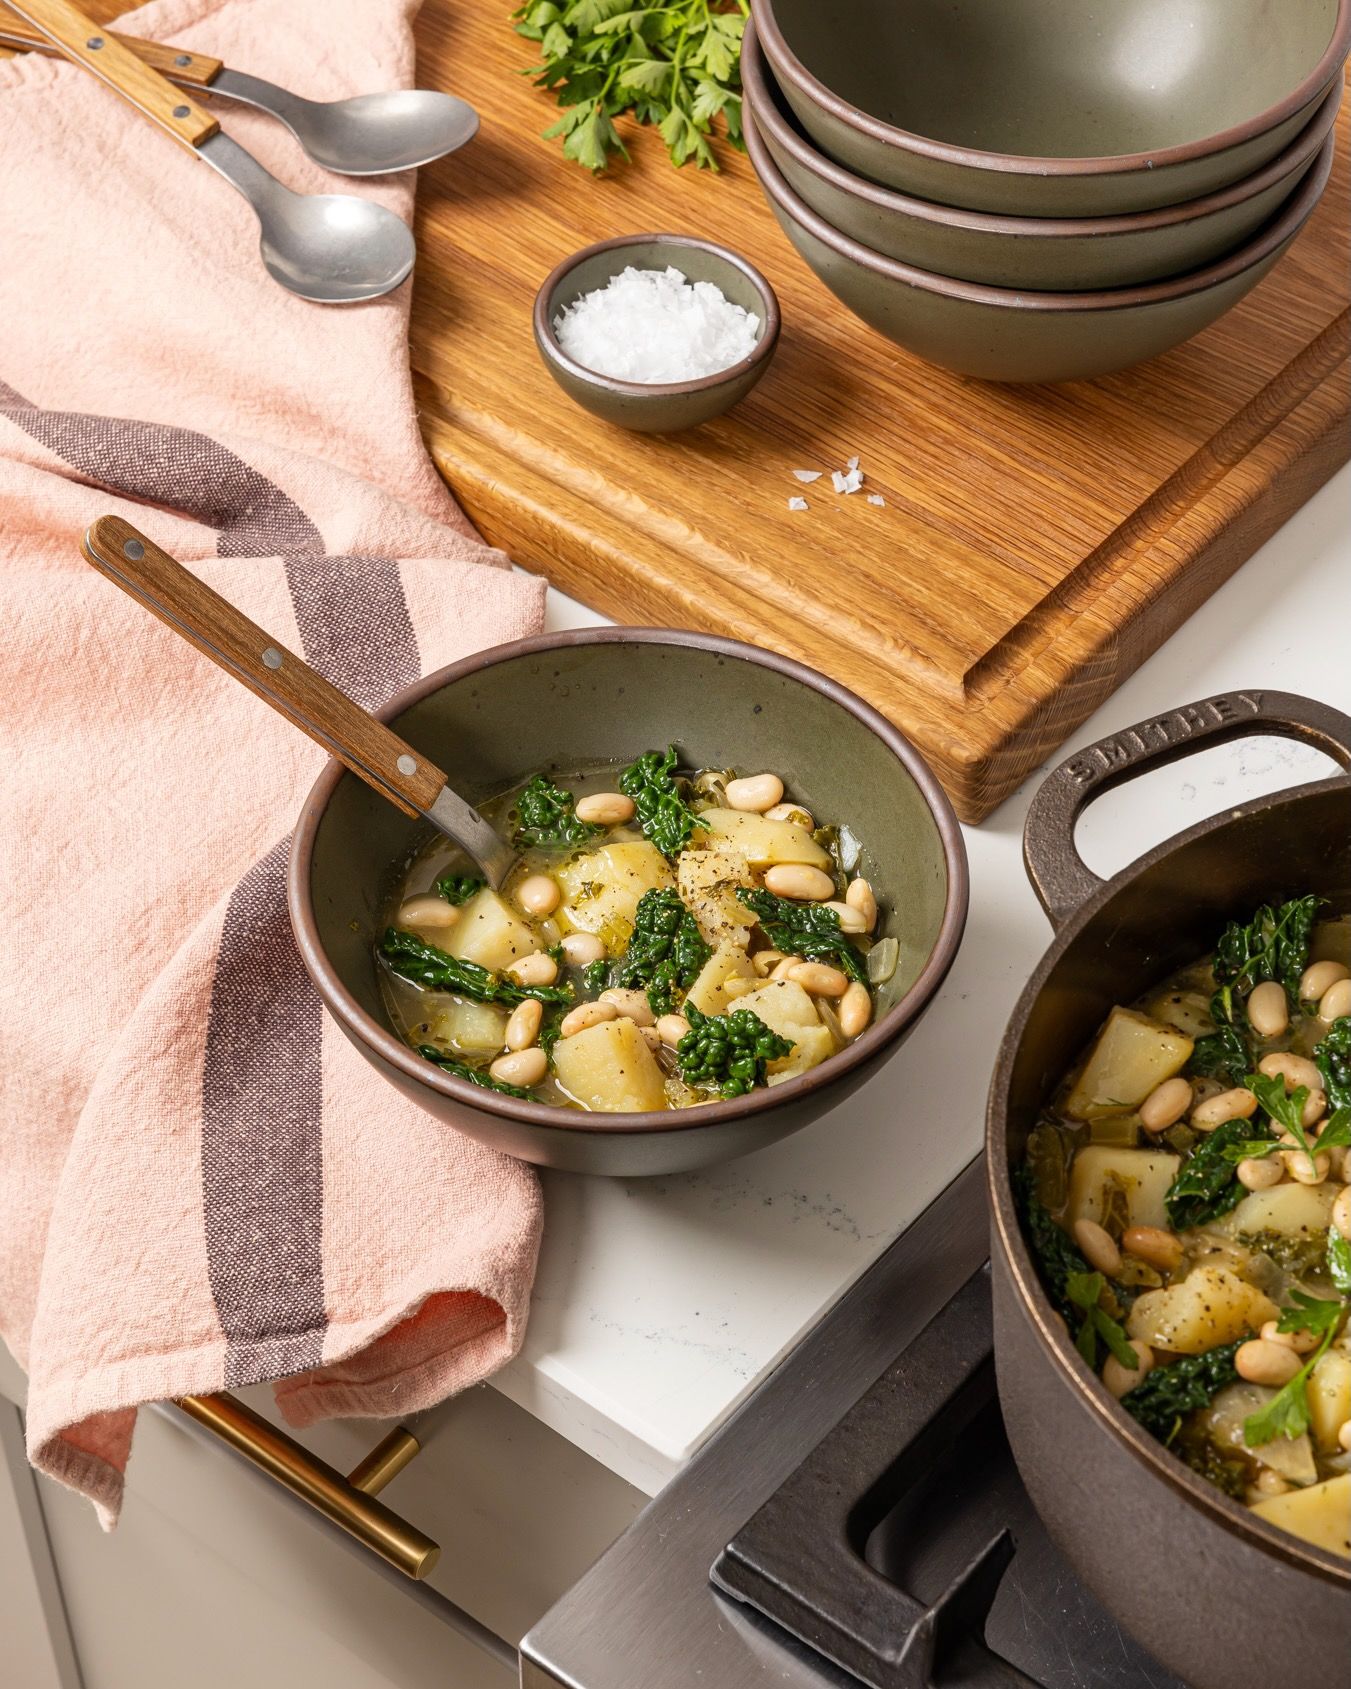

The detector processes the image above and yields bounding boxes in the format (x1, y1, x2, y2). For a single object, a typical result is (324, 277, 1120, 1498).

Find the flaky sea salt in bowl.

(533, 233, 781, 434)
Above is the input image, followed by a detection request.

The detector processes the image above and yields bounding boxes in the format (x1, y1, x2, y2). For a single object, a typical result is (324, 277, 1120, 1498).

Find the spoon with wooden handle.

(7, 0, 415, 303)
(82, 515, 515, 888)
(0, 10, 479, 175)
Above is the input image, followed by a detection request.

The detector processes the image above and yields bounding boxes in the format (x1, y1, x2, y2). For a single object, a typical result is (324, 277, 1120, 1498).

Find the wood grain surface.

(15, 2, 1348, 820)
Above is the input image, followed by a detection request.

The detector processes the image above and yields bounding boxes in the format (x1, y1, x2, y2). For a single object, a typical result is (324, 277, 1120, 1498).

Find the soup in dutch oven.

(1019, 897, 1351, 1558)
(377, 750, 895, 1112)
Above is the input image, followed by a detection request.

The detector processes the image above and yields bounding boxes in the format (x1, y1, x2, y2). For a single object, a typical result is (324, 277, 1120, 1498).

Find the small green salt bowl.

(532, 232, 781, 434)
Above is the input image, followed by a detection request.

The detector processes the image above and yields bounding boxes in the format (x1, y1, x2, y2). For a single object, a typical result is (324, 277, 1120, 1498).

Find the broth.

(377, 751, 892, 1114)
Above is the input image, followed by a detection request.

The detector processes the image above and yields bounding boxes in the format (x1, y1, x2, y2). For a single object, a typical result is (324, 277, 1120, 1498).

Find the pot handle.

(1023, 689, 1351, 930)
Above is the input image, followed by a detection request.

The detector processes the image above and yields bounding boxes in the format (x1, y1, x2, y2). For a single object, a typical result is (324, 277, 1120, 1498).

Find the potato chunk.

(1249, 1474, 1351, 1557)
(551, 1017, 668, 1113)
(684, 944, 757, 1017)
(555, 842, 675, 949)
(424, 998, 509, 1056)
(1308, 1351, 1351, 1455)
(697, 808, 831, 870)
(1216, 1181, 1337, 1245)
(447, 889, 539, 973)
(1126, 1266, 1278, 1355)
(677, 843, 757, 950)
(735, 981, 836, 1084)
(1065, 1145, 1180, 1233)
(1066, 1007, 1193, 1118)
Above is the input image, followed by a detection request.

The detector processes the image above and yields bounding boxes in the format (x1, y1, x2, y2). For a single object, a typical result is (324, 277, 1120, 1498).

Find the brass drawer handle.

(177, 1393, 440, 1579)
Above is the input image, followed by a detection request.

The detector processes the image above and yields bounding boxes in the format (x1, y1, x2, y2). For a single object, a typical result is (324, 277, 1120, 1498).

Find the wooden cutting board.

(24, 2, 1348, 822)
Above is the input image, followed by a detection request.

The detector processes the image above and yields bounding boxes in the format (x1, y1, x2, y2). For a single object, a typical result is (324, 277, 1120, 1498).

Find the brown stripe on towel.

(1, 383, 422, 1386)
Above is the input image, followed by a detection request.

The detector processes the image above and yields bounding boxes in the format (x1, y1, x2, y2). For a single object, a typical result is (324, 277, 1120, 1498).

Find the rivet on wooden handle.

(4, 0, 219, 148)
(81, 513, 449, 820)
(0, 12, 224, 85)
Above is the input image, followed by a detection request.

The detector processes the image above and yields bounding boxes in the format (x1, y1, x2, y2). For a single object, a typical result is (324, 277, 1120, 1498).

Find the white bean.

(844, 877, 878, 931)
(516, 874, 561, 917)
(1246, 980, 1289, 1040)
(600, 988, 655, 1027)
(1236, 1338, 1303, 1388)
(1332, 1183, 1351, 1241)
(656, 1014, 690, 1046)
(1251, 1469, 1292, 1500)
(837, 982, 873, 1040)
(559, 1000, 618, 1039)
(726, 773, 785, 813)
(1282, 1149, 1330, 1186)
(763, 864, 835, 902)
(1319, 978, 1351, 1023)
(507, 951, 559, 987)
(489, 1047, 547, 1088)
(560, 931, 606, 968)
(504, 998, 543, 1052)
(1301, 960, 1349, 1002)
(1259, 1050, 1323, 1093)
(574, 791, 635, 826)
(1237, 1155, 1283, 1192)
(1301, 1088, 1328, 1129)
(1072, 1219, 1121, 1276)
(1261, 1318, 1320, 1356)
(823, 899, 870, 934)
(397, 893, 460, 931)
(1122, 1226, 1183, 1274)
(765, 802, 814, 828)
(1139, 1077, 1192, 1134)
(1191, 1086, 1258, 1130)
(1103, 1344, 1153, 1399)
(770, 955, 804, 981)
(787, 962, 849, 998)
(1339, 1420, 1351, 1454)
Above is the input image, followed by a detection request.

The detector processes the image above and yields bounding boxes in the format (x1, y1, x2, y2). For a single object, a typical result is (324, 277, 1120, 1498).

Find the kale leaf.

(1016, 1166, 1096, 1327)
(736, 887, 867, 983)
(603, 888, 712, 1015)
(1188, 1023, 1252, 1087)
(380, 928, 574, 1006)
(675, 1003, 793, 1098)
(417, 1045, 532, 1098)
(434, 873, 485, 906)
(1315, 1015, 1351, 1112)
(1212, 895, 1320, 1007)
(618, 746, 701, 856)
(512, 773, 600, 848)
(1164, 1117, 1275, 1231)
(1122, 1342, 1244, 1443)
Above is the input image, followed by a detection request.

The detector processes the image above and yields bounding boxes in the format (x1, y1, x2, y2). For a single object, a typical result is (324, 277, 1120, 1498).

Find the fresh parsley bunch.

(512, 0, 748, 172)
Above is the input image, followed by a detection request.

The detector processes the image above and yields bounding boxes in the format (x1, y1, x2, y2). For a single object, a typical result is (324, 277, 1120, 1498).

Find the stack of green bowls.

(742, 0, 1348, 382)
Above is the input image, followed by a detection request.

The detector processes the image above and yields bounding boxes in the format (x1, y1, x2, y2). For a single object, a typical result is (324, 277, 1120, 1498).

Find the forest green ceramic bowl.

(290, 630, 968, 1177)
(743, 26, 1341, 291)
(750, 0, 1350, 215)
(533, 233, 780, 433)
(746, 107, 1333, 384)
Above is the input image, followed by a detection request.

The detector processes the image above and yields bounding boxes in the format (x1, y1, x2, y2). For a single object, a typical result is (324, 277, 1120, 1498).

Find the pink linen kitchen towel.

(0, 0, 548, 1524)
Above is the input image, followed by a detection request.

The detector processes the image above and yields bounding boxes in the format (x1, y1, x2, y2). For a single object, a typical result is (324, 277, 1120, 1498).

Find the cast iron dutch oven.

(292, 628, 967, 1177)
(988, 691, 1351, 1689)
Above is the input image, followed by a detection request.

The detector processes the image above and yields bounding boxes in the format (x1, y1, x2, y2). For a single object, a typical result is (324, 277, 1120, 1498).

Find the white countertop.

(491, 467, 1351, 1497)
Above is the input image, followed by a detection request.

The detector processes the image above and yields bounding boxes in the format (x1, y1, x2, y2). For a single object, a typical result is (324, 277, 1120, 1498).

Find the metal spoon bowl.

(200, 134, 415, 304)
(213, 72, 480, 175)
